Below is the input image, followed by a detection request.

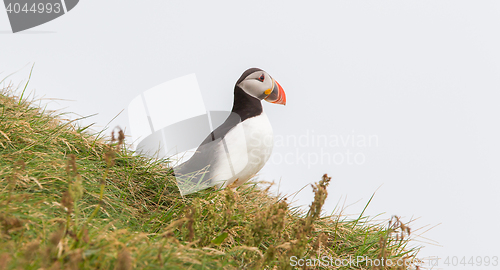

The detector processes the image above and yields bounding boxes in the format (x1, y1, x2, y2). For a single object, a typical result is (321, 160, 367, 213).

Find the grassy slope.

(0, 85, 420, 269)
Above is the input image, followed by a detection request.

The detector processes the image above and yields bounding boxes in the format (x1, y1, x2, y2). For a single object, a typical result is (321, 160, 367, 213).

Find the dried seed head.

(0, 253, 11, 270)
(306, 175, 330, 227)
(49, 227, 65, 246)
(65, 154, 78, 177)
(185, 207, 195, 241)
(61, 190, 73, 213)
(111, 127, 125, 151)
(15, 160, 26, 171)
(104, 149, 115, 167)
(48, 261, 61, 270)
(24, 240, 40, 261)
(69, 154, 77, 174)
(82, 227, 89, 243)
(69, 249, 83, 270)
(115, 248, 132, 270)
(312, 233, 327, 253)
(0, 215, 23, 232)
(320, 173, 331, 187)
(71, 175, 84, 202)
(118, 129, 125, 146)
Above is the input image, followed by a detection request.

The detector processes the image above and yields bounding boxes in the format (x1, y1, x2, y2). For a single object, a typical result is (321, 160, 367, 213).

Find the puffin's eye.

(258, 74, 265, 82)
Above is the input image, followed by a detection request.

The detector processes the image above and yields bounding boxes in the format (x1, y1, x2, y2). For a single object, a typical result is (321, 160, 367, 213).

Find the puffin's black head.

(235, 68, 286, 105)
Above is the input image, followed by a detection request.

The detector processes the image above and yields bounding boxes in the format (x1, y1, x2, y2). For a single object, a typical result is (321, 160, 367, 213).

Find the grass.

(0, 82, 421, 269)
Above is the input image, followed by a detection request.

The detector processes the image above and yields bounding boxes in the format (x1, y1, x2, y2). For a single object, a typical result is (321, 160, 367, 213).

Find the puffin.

(174, 68, 286, 196)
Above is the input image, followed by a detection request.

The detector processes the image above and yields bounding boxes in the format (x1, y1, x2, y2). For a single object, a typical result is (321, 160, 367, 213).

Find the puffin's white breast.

(213, 112, 273, 188)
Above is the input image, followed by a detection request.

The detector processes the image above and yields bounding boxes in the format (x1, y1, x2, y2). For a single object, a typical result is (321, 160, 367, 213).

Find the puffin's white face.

(237, 70, 286, 105)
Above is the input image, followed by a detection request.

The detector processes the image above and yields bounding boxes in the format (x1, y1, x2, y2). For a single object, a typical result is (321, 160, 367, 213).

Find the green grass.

(0, 83, 421, 269)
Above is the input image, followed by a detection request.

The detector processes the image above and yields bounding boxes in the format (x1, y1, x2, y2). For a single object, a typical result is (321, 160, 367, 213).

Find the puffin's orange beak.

(265, 79, 286, 105)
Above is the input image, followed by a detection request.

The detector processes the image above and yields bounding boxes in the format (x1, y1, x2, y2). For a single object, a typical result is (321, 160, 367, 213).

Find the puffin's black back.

(174, 112, 242, 193)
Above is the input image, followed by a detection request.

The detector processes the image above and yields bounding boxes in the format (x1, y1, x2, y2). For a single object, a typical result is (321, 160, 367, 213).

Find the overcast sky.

(2, 1, 499, 268)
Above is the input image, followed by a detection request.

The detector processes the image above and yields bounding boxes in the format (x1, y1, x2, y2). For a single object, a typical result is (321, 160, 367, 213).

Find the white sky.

(1, 1, 499, 268)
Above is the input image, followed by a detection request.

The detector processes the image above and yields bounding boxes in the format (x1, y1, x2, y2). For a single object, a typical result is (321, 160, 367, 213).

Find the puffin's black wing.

(173, 112, 242, 195)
